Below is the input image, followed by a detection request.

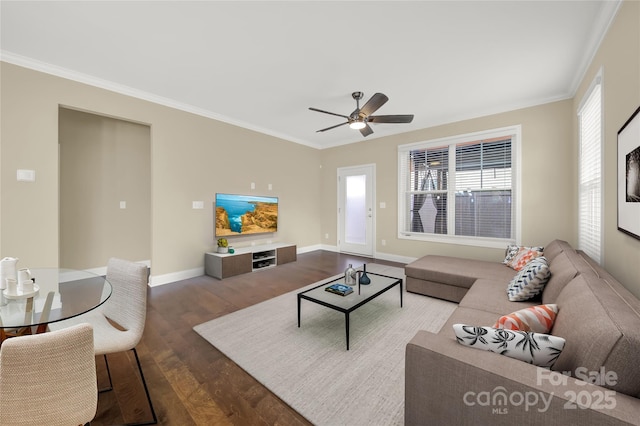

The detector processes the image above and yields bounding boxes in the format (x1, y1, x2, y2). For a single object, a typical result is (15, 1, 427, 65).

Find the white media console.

(204, 243, 297, 279)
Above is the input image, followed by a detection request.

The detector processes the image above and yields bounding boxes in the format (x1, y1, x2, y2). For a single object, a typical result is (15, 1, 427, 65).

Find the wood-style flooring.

(90, 250, 405, 425)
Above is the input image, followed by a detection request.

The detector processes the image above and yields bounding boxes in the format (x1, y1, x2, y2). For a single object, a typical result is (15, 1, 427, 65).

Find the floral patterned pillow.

(453, 324, 565, 368)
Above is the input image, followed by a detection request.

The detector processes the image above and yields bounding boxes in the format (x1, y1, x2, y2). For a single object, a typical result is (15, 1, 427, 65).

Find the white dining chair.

(49, 257, 157, 425)
(0, 323, 97, 426)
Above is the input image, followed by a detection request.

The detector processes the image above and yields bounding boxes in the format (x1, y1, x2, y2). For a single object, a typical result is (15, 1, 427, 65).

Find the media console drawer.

(205, 243, 296, 279)
(276, 245, 297, 265)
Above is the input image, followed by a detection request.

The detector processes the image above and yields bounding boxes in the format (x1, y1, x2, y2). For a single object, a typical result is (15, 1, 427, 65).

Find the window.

(577, 73, 602, 264)
(398, 126, 520, 248)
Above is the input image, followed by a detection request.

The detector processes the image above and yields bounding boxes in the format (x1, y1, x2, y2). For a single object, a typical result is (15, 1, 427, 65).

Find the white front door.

(338, 164, 375, 257)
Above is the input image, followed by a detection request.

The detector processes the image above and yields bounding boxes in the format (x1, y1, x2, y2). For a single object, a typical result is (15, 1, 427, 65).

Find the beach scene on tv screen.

(215, 194, 278, 236)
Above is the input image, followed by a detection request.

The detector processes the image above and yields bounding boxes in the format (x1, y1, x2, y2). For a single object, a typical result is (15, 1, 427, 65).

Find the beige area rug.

(193, 264, 457, 426)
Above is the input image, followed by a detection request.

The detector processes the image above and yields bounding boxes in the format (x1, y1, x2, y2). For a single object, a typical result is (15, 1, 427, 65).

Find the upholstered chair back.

(0, 323, 97, 426)
(102, 257, 149, 350)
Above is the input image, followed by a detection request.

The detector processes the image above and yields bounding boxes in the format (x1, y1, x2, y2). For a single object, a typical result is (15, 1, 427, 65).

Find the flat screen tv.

(215, 193, 278, 237)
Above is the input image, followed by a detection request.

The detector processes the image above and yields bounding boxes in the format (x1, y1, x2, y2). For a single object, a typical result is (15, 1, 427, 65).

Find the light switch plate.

(192, 201, 204, 209)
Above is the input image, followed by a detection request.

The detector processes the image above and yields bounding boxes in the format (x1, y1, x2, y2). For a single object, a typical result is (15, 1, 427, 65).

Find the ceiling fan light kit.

(309, 92, 414, 137)
(349, 120, 366, 130)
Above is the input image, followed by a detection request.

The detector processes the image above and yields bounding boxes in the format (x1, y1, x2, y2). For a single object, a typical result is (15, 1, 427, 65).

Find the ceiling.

(1, 1, 621, 149)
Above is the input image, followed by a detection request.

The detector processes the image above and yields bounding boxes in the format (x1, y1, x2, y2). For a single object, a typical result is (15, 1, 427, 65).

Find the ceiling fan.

(309, 92, 414, 137)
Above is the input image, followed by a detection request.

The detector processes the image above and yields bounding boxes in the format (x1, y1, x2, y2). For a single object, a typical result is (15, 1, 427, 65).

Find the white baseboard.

(305, 245, 415, 264)
(313, 245, 415, 264)
(149, 267, 204, 287)
(80, 259, 201, 288)
(84, 259, 151, 278)
(296, 244, 322, 253)
(302, 244, 338, 253)
(374, 251, 417, 264)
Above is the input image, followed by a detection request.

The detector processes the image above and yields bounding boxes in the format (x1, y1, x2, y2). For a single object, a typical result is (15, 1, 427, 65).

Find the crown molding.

(568, 0, 622, 96)
(0, 51, 323, 149)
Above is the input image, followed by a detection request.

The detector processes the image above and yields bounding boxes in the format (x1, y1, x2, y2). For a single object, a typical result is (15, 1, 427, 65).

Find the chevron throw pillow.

(507, 257, 551, 301)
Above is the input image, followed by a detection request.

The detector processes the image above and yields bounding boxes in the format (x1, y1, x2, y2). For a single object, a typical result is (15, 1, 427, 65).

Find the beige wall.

(320, 100, 575, 262)
(572, 0, 640, 297)
(59, 108, 151, 269)
(0, 63, 322, 280)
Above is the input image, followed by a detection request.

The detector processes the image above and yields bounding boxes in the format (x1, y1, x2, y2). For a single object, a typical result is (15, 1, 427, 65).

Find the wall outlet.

(325, 233, 329, 239)
(379, 202, 386, 209)
(17, 169, 36, 182)
(119, 201, 126, 209)
(251, 182, 256, 189)
(381, 239, 386, 246)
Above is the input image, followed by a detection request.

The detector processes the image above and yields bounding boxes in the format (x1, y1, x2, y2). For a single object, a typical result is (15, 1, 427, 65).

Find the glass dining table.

(0, 268, 112, 342)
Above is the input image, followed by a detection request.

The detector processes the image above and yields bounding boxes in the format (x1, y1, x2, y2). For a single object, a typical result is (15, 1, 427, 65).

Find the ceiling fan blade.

(316, 121, 349, 133)
(360, 123, 374, 137)
(309, 107, 350, 119)
(368, 114, 414, 124)
(359, 93, 389, 117)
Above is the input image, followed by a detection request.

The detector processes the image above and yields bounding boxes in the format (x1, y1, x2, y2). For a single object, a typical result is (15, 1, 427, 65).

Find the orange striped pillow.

(493, 304, 558, 333)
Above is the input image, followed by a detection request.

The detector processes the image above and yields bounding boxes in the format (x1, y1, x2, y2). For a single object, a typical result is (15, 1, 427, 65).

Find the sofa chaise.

(404, 239, 640, 425)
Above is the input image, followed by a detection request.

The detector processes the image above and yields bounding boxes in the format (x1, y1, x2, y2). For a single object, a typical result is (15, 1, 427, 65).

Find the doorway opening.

(58, 107, 151, 271)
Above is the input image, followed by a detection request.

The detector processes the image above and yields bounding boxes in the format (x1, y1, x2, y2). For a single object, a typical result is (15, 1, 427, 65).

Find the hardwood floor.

(90, 251, 405, 425)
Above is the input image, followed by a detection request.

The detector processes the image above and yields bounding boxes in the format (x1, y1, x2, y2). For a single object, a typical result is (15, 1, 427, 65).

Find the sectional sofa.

(404, 239, 640, 425)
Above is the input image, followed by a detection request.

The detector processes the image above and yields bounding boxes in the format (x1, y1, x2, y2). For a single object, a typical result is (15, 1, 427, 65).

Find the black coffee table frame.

(297, 271, 403, 350)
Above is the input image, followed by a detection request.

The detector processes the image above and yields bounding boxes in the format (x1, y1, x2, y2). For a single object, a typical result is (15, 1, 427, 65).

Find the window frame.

(397, 125, 522, 249)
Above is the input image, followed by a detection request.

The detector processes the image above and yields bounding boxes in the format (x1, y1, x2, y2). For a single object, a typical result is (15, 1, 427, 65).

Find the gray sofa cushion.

(459, 278, 538, 315)
(542, 249, 597, 304)
(438, 306, 506, 335)
(406, 277, 468, 303)
(543, 239, 574, 262)
(405, 256, 474, 289)
(405, 255, 514, 289)
(551, 274, 640, 397)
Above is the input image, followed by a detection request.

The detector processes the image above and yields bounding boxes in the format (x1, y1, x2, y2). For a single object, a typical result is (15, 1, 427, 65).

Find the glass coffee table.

(297, 270, 403, 350)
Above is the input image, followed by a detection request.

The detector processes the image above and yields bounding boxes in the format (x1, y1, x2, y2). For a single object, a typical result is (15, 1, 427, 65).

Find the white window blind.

(578, 78, 602, 264)
(398, 126, 519, 248)
(455, 139, 512, 238)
